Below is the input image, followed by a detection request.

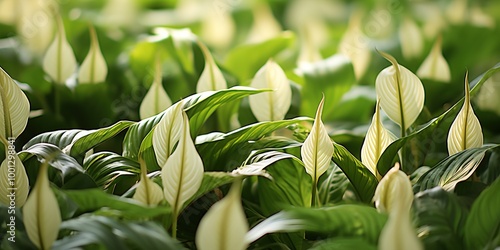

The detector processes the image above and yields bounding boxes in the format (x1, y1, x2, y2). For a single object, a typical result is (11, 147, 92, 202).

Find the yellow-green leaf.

(0, 153, 29, 207)
(23, 161, 61, 250)
(361, 101, 395, 180)
(139, 59, 172, 119)
(196, 41, 227, 93)
(42, 17, 77, 85)
(0, 67, 30, 140)
(417, 37, 451, 82)
(161, 111, 203, 214)
(196, 179, 248, 250)
(133, 160, 164, 206)
(249, 60, 291, 122)
(301, 97, 334, 182)
(447, 74, 483, 155)
(376, 52, 425, 131)
(78, 26, 108, 84)
(152, 101, 183, 167)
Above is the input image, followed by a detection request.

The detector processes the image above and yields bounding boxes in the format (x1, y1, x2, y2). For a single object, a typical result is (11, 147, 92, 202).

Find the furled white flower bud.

(78, 26, 108, 84)
(417, 37, 451, 83)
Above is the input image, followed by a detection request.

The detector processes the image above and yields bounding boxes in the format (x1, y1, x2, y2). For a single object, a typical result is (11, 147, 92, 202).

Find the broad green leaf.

(447, 74, 483, 155)
(464, 177, 500, 250)
(245, 205, 387, 244)
(186, 172, 234, 207)
(0, 153, 29, 207)
(78, 25, 108, 84)
(162, 112, 203, 215)
(376, 52, 425, 131)
(233, 151, 300, 179)
(132, 160, 164, 206)
(196, 179, 248, 250)
(249, 60, 291, 122)
(377, 62, 500, 176)
(42, 18, 77, 85)
(318, 164, 350, 205)
(83, 152, 139, 191)
(224, 32, 295, 81)
(152, 101, 183, 167)
(53, 216, 185, 250)
(399, 17, 424, 59)
(0, 67, 30, 140)
(300, 54, 355, 120)
(417, 37, 451, 82)
(23, 161, 61, 250)
(310, 238, 377, 250)
(196, 41, 228, 93)
(414, 145, 498, 192)
(331, 143, 378, 203)
(139, 58, 172, 119)
(412, 187, 468, 250)
(361, 101, 395, 179)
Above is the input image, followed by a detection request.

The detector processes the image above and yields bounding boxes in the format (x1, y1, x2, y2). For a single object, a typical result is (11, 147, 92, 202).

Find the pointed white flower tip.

(338, 10, 371, 80)
(133, 160, 164, 206)
(301, 96, 334, 182)
(78, 25, 108, 84)
(196, 41, 227, 93)
(417, 36, 451, 83)
(399, 17, 423, 59)
(139, 58, 172, 119)
(373, 163, 413, 214)
(376, 51, 425, 130)
(470, 6, 495, 28)
(446, 0, 467, 24)
(196, 179, 249, 250)
(246, 2, 282, 43)
(23, 162, 61, 250)
(153, 100, 184, 167)
(201, 10, 235, 49)
(249, 59, 291, 122)
(361, 101, 396, 180)
(0, 154, 29, 207)
(447, 73, 483, 155)
(42, 17, 77, 85)
(0, 66, 30, 139)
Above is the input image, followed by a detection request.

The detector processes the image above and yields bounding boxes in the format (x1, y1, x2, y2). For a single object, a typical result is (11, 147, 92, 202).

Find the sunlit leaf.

(417, 37, 451, 82)
(23, 160, 61, 250)
(196, 179, 248, 250)
(139, 58, 172, 119)
(42, 17, 77, 85)
(376, 52, 425, 131)
(447, 73, 483, 155)
(249, 59, 291, 122)
(0, 67, 30, 140)
(152, 101, 183, 167)
(0, 153, 29, 207)
(196, 41, 227, 93)
(78, 26, 108, 84)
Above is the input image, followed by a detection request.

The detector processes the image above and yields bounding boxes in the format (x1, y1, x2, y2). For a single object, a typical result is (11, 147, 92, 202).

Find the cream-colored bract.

(196, 180, 248, 250)
(78, 26, 108, 84)
(133, 160, 164, 206)
(249, 60, 291, 122)
(161, 111, 203, 214)
(42, 18, 77, 85)
(0, 67, 30, 140)
(374, 164, 423, 250)
(246, 2, 282, 43)
(139, 59, 172, 119)
(417, 37, 451, 82)
(376, 52, 425, 131)
(0, 154, 29, 207)
(196, 41, 227, 93)
(152, 101, 184, 167)
(361, 101, 395, 180)
(23, 162, 61, 250)
(301, 97, 334, 182)
(399, 17, 423, 59)
(447, 74, 483, 155)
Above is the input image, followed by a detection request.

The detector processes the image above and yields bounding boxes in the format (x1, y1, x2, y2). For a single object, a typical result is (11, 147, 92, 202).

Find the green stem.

(171, 210, 178, 239)
(54, 85, 62, 120)
(311, 180, 318, 207)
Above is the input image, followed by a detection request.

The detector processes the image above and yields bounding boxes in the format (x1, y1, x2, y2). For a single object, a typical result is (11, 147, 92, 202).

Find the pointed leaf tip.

(78, 26, 108, 84)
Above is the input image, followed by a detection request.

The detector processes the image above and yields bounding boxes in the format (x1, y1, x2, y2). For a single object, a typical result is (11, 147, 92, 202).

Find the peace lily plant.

(0, 1, 500, 250)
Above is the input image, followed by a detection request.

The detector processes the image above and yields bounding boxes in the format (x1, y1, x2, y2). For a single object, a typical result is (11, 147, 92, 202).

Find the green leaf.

(224, 32, 295, 81)
(331, 143, 378, 203)
(464, 177, 500, 250)
(414, 145, 498, 192)
(83, 152, 139, 192)
(300, 54, 355, 121)
(412, 187, 468, 250)
(310, 238, 377, 250)
(246, 204, 387, 244)
(318, 164, 350, 205)
(53, 216, 184, 250)
(377, 62, 500, 176)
